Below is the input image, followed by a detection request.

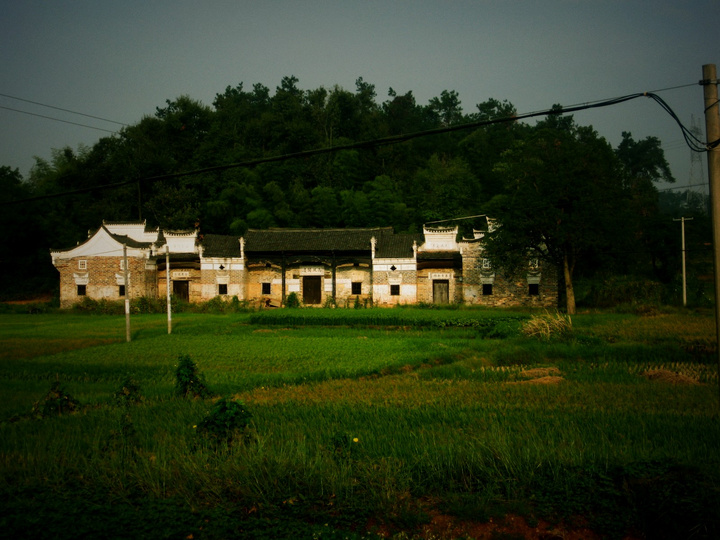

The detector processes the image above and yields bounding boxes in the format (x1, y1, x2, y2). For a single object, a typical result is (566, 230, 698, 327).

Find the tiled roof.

(375, 233, 422, 259)
(107, 232, 154, 249)
(201, 234, 242, 257)
(244, 228, 394, 253)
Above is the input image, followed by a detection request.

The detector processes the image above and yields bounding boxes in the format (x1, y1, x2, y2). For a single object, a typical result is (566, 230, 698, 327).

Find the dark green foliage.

(531, 460, 720, 539)
(585, 275, 665, 308)
(174, 354, 213, 399)
(31, 381, 80, 418)
(196, 397, 252, 445)
(285, 291, 300, 308)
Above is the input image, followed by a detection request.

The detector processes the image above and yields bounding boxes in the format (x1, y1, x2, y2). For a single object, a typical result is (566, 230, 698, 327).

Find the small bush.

(521, 311, 573, 341)
(113, 377, 143, 406)
(31, 381, 80, 418)
(196, 397, 252, 445)
(174, 355, 213, 399)
(285, 292, 300, 309)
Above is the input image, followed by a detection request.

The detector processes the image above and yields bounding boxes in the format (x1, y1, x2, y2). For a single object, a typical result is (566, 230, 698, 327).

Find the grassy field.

(1, 307, 719, 539)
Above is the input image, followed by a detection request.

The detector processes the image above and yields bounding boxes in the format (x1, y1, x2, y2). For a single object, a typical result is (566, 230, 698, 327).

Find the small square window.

(390, 284, 400, 296)
(218, 284, 228, 295)
(77, 284, 86, 296)
(482, 284, 493, 296)
(78, 260, 87, 270)
(481, 258, 491, 270)
(351, 282, 362, 295)
(262, 282, 271, 295)
(120, 259, 126, 270)
(119, 285, 125, 297)
(529, 283, 539, 296)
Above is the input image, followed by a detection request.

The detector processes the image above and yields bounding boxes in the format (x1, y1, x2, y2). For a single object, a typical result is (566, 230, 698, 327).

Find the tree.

(484, 112, 628, 314)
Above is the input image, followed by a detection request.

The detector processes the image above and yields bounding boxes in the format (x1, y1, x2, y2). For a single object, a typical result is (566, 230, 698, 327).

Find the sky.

(1, 0, 717, 194)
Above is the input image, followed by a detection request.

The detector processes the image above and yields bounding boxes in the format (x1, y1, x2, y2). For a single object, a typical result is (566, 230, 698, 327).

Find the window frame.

(351, 281, 362, 295)
(482, 283, 493, 296)
(77, 284, 86, 296)
(78, 259, 87, 270)
(261, 282, 271, 295)
(390, 284, 400, 296)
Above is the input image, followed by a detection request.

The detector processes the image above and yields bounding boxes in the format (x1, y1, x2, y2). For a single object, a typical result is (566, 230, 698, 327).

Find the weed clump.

(196, 397, 252, 445)
(521, 311, 573, 341)
(113, 377, 143, 405)
(175, 355, 214, 399)
(31, 381, 80, 418)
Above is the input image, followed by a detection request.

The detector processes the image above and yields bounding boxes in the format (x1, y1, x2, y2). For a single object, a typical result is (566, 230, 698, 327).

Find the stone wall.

(56, 255, 156, 308)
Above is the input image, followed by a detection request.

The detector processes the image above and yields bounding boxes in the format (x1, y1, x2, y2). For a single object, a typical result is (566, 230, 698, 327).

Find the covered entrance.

(303, 276, 322, 305)
(433, 279, 449, 304)
(173, 280, 189, 301)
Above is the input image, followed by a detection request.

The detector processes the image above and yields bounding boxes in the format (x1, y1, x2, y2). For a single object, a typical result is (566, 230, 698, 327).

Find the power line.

(0, 92, 127, 126)
(0, 105, 118, 134)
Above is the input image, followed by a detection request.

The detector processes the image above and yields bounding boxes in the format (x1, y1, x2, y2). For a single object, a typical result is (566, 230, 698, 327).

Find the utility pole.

(166, 244, 172, 334)
(123, 244, 131, 342)
(701, 64, 720, 406)
(673, 217, 693, 306)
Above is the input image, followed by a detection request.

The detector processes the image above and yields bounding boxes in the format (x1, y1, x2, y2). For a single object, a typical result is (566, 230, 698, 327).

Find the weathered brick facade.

(52, 221, 558, 309)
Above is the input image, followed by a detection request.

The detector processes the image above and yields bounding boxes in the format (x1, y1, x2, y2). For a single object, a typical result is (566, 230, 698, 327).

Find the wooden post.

(123, 244, 130, 342)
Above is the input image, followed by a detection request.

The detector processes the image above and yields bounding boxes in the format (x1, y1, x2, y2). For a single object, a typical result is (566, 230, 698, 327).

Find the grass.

(1, 308, 719, 539)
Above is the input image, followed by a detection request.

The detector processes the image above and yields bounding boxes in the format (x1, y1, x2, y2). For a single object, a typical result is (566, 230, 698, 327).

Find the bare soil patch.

(642, 369, 701, 385)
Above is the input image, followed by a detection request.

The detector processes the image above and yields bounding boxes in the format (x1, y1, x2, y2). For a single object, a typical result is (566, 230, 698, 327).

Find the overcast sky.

(1, 0, 717, 192)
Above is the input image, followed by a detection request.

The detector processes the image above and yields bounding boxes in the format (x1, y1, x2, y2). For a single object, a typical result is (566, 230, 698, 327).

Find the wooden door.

(303, 276, 322, 305)
(173, 280, 189, 301)
(433, 280, 449, 304)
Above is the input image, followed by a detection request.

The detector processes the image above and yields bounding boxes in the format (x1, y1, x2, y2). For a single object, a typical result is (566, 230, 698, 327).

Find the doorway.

(303, 276, 322, 305)
(173, 280, 189, 301)
(433, 280, 449, 304)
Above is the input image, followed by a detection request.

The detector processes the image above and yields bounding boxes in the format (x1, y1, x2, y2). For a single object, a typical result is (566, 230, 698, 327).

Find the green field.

(1, 308, 719, 539)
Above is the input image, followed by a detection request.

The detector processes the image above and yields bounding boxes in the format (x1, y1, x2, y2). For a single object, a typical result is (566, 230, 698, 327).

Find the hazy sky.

(1, 0, 717, 191)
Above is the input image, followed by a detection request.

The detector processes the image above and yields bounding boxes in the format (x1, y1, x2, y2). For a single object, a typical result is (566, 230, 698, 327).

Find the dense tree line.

(2, 76, 706, 302)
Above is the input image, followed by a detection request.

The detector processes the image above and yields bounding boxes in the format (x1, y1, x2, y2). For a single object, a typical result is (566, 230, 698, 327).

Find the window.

(119, 259, 126, 270)
(78, 260, 87, 270)
(119, 285, 125, 297)
(481, 258, 492, 270)
(390, 284, 400, 296)
(528, 258, 539, 270)
(262, 282, 271, 295)
(77, 284, 86, 296)
(218, 284, 228, 295)
(351, 282, 362, 295)
(482, 284, 493, 296)
(529, 284, 539, 296)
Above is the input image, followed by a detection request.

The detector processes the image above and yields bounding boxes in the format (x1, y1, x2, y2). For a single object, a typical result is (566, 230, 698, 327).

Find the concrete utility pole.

(123, 244, 130, 342)
(701, 64, 720, 405)
(166, 244, 172, 334)
(673, 217, 693, 306)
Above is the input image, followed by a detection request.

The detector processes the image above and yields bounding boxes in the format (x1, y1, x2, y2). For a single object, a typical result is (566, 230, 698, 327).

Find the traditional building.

(51, 220, 557, 309)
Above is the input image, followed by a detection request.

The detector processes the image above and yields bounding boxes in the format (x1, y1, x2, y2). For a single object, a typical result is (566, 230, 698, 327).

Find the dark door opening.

(433, 279, 449, 304)
(173, 280, 189, 301)
(303, 276, 322, 305)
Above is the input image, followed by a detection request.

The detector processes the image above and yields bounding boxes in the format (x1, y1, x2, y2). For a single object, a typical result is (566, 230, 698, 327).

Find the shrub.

(174, 355, 214, 399)
(113, 377, 143, 406)
(196, 397, 252, 445)
(521, 311, 573, 341)
(285, 292, 300, 309)
(31, 381, 80, 418)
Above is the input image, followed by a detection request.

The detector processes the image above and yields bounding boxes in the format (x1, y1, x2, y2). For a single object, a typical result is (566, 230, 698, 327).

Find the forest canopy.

(2, 76, 705, 301)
